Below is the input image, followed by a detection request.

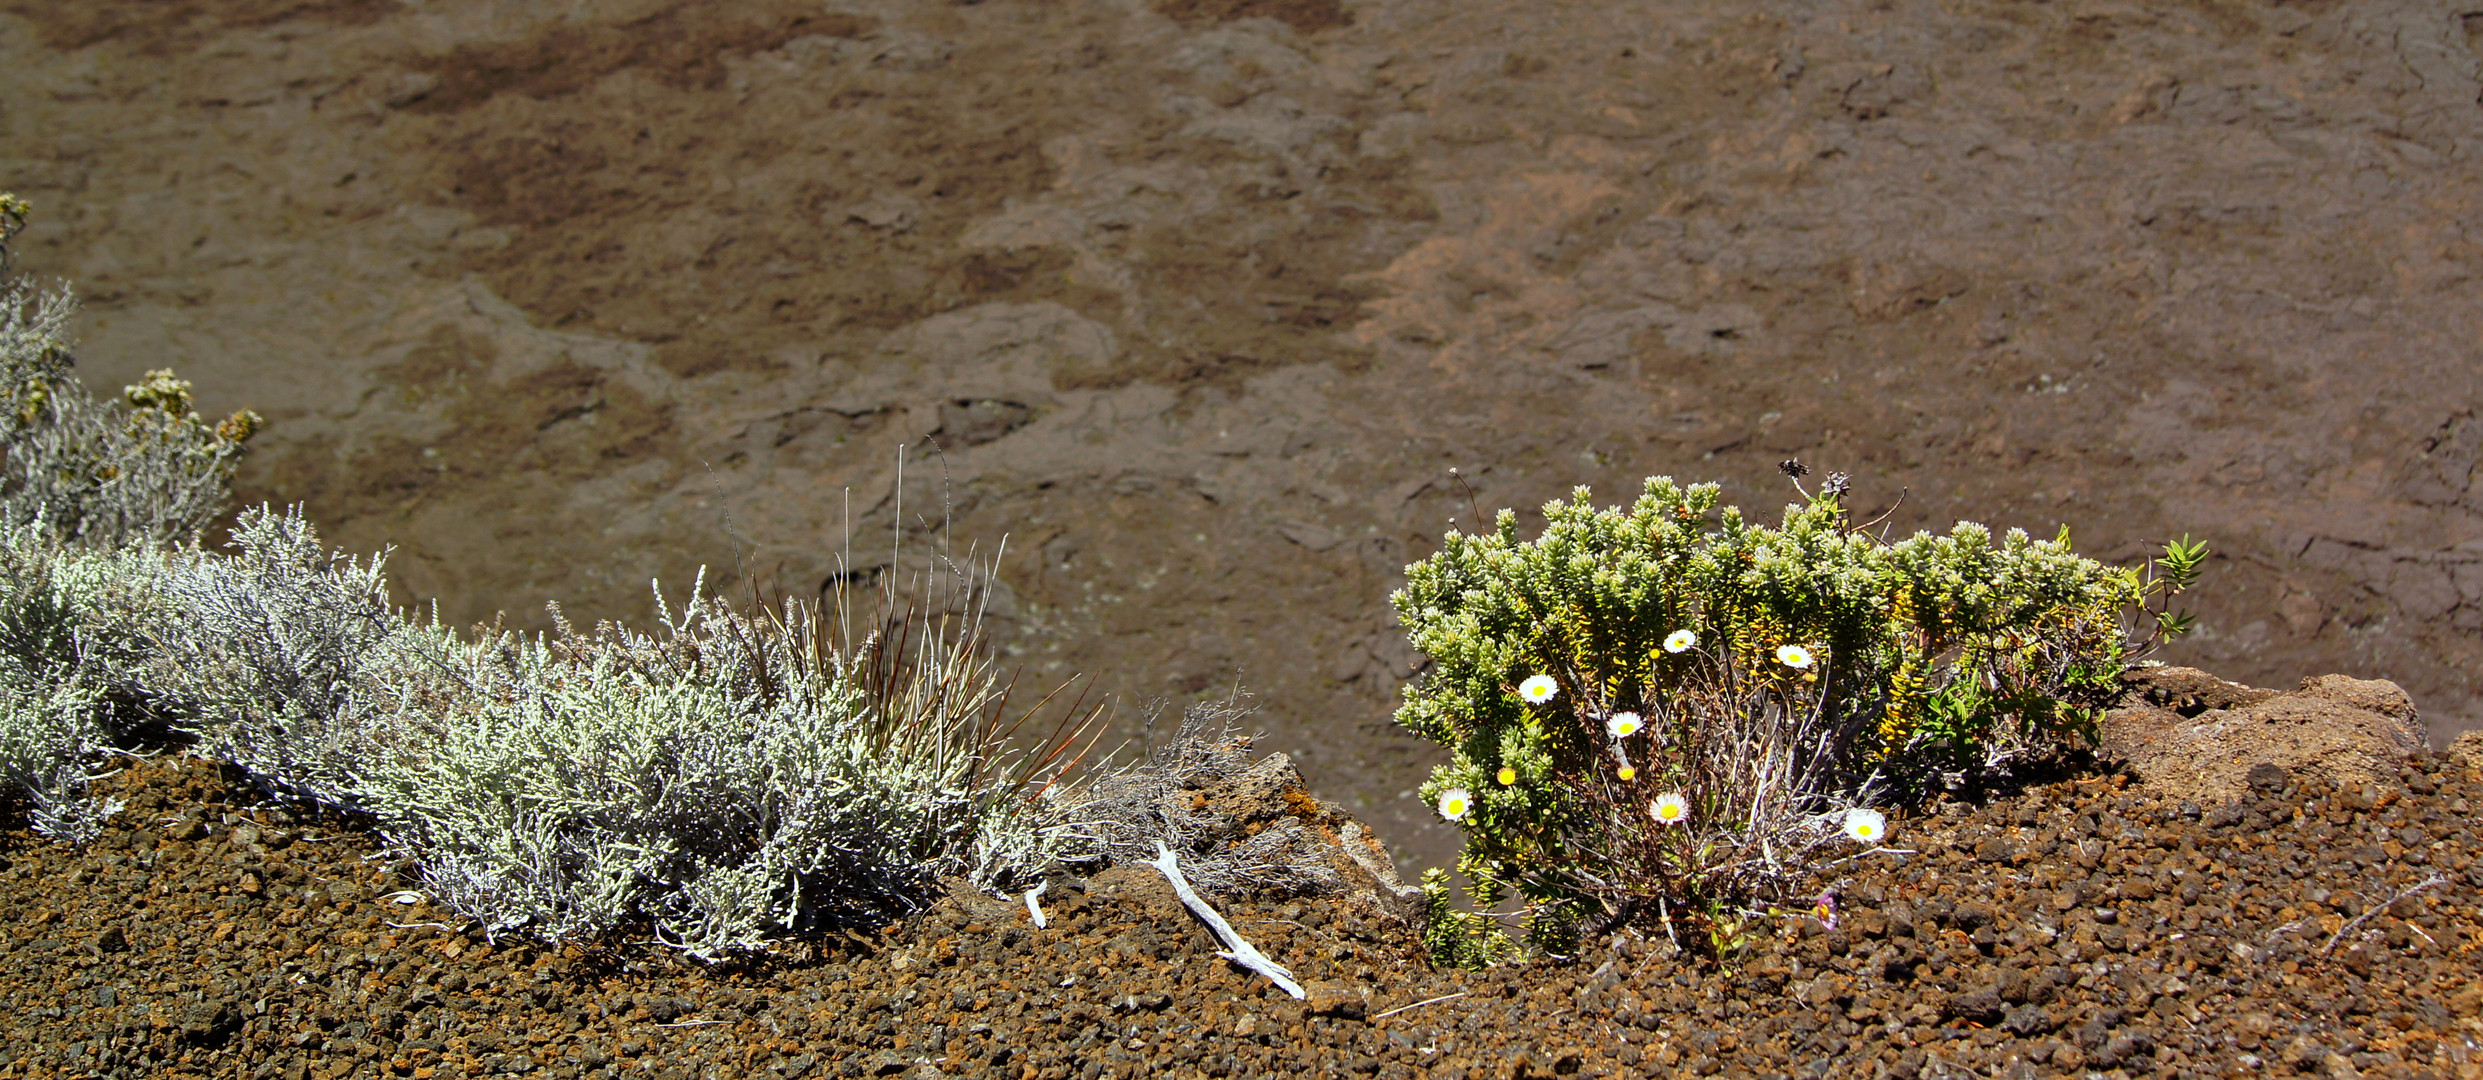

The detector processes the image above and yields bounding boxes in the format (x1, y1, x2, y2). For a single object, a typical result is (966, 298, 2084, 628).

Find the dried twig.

(1373, 992, 1469, 1020)
(1025, 882, 1049, 929)
(2319, 873, 2449, 960)
(1809, 846, 1919, 872)
(1145, 843, 1305, 999)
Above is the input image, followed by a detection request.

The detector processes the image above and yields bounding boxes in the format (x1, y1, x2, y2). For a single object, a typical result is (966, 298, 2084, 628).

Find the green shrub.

(1393, 472, 2199, 960)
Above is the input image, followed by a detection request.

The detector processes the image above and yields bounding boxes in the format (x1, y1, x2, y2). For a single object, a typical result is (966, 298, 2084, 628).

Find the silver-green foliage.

(0, 194, 1077, 959)
(0, 197, 261, 552)
(1, 365, 263, 551)
(351, 573, 1057, 960)
(141, 505, 404, 815)
(0, 518, 115, 842)
(2, 494, 1063, 959)
(131, 506, 1061, 959)
(0, 516, 190, 843)
(0, 188, 266, 840)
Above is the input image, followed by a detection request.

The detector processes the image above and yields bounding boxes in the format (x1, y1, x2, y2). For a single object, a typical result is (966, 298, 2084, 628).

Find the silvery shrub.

(0, 193, 1080, 959)
(137, 507, 1066, 959)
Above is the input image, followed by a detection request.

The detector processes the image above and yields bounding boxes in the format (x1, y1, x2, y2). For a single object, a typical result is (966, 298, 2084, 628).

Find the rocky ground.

(4, 714, 2480, 1080)
(5, 0, 2483, 873)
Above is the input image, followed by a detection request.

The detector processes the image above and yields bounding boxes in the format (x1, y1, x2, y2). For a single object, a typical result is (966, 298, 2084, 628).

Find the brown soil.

(4, 0, 2483, 874)
(7, 738, 2482, 1079)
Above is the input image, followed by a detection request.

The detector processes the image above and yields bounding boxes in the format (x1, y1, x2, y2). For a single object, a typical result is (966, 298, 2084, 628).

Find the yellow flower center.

(1497, 766, 1517, 786)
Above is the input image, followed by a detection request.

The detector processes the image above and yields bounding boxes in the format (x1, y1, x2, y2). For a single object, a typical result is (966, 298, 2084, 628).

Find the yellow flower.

(1617, 766, 1637, 781)
(1497, 766, 1518, 786)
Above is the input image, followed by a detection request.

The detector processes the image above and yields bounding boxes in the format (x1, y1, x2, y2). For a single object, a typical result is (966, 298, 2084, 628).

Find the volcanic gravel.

(4, 748, 2481, 1080)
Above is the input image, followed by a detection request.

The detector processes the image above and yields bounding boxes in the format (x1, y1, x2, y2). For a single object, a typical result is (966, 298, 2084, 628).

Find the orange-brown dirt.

(3, 0, 2481, 873)
(5, 731, 2481, 1079)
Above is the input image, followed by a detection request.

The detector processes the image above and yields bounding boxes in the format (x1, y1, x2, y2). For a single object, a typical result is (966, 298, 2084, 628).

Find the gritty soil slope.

(4, 747, 2482, 1080)
(4, 1, 2483, 873)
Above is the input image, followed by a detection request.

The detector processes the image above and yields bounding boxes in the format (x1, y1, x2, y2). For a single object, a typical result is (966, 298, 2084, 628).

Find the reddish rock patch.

(2103, 668, 2430, 806)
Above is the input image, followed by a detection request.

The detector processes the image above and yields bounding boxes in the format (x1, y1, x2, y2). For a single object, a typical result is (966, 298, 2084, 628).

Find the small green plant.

(2132, 533, 2207, 650)
(1418, 867, 1514, 968)
(1394, 468, 2202, 962)
(1702, 902, 1761, 970)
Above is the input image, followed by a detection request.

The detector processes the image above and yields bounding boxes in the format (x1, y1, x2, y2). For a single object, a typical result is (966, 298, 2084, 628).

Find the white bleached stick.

(1145, 843, 1306, 999)
(1026, 882, 1050, 929)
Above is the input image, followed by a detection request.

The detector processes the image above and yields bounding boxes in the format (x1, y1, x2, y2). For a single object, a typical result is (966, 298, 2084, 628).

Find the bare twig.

(1851, 487, 1909, 539)
(1448, 468, 1483, 531)
(1808, 846, 1919, 872)
(1145, 843, 1305, 999)
(1373, 992, 1469, 1020)
(1025, 882, 1049, 929)
(2319, 873, 2450, 960)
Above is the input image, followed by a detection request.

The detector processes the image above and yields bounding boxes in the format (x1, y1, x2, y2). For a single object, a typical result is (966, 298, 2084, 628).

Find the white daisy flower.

(1663, 629, 1697, 654)
(1843, 807, 1887, 844)
(1777, 644, 1816, 669)
(1650, 792, 1690, 825)
(1518, 674, 1559, 703)
(1437, 788, 1473, 821)
(1605, 711, 1643, 739)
